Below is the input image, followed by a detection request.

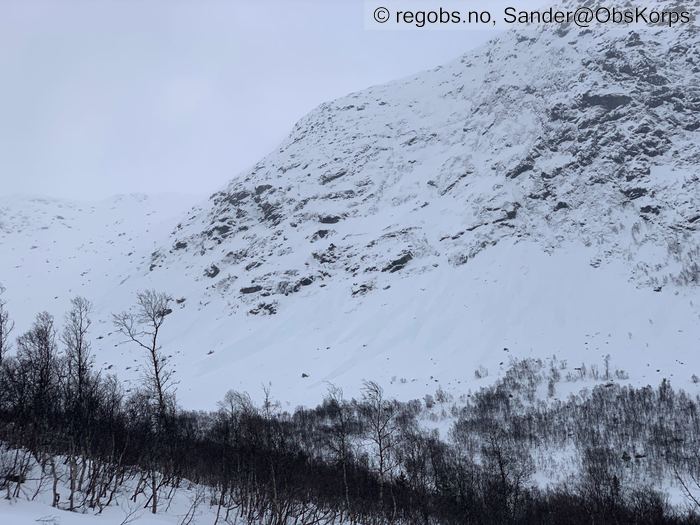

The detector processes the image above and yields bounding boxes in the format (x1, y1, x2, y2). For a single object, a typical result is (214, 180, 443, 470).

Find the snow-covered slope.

(0, 193, 197, 351)
(0, 193, 196, 307)
(2, 3, 700, 408)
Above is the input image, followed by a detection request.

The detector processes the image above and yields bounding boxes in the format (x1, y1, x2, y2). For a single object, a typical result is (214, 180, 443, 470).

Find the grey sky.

(0, 0, 509, 200)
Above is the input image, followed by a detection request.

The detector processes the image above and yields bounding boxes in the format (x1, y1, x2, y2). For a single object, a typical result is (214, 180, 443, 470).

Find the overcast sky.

(0, 0, 513, 200)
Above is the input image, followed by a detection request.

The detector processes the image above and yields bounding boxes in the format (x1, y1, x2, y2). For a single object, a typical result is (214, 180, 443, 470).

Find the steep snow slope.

(0, 193, 197, 338)
(2, 3, 700, 408)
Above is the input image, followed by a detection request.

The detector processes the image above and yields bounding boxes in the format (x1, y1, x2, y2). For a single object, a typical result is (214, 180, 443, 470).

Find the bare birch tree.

(113, 290, 174, 420)
(359, 380, 399, 510)
(113, 290, 174, 514)
(62, 296, 95, 511)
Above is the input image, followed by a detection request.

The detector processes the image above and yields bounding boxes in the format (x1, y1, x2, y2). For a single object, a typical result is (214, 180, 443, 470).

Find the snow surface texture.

(0, 455, 227, 525)
(2, 0, 700, 413)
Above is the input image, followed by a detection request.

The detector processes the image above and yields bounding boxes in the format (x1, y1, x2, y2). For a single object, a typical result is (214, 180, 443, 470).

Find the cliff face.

(159, 12, 700, 314)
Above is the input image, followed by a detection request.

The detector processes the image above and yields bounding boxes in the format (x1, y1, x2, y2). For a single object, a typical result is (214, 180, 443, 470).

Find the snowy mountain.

(0, 193, 196, 305)
(2, 6, 700, 409)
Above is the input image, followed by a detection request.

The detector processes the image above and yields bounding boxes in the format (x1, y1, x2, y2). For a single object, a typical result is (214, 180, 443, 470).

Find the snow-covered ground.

(0, 497, 210, 525)
(1, 194, 698, 409)
(0, 459, 222, 525)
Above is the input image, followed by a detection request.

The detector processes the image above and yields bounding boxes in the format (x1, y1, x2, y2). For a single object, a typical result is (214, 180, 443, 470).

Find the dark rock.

(204, 265, 220, 278)
(625, 32, 643, 47)
(224, 249, 248, 264)
(623, 166, 650, 181)
(245, 261, 262, 271)
(580, 92, 631, 110)
(257, 201, 282, 224)
(319, 215, 341, 224)
(240, 285, 263, 294)
(549, 103, 575, 122)
(506, 161, 534, 179)
(382, 252, 413, 273)
(352, 283, 374, 296)
(249, 302, 277, 315)
(219, 190, 250, 207)
(621, 187, 648, 200)
(209, 225, 231, 237)
(313, 244, 339, 264)
(528, 189, 552, 200)
(321, 169, 347, 184)
(324, 190, 356, 200)
(646, 74, 668, 86)
(311, 229, 330, 241)
(441, 172, 471, 195)
(640, 205, 661, 215)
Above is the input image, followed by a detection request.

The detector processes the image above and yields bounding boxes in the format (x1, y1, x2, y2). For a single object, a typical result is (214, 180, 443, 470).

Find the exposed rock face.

(161, 1, 700, 312)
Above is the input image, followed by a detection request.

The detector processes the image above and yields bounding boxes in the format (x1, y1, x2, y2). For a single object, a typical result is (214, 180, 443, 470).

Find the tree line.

(0, 286, 698, 524)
